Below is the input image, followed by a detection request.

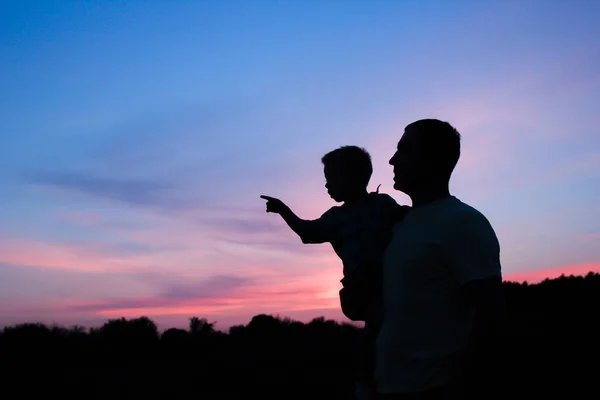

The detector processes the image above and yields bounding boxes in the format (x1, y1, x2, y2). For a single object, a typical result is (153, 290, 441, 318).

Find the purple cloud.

(161, 275, 254, 300)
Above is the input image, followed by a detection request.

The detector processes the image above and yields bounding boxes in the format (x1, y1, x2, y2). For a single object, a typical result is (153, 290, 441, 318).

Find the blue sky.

(1, 0, 599, 330)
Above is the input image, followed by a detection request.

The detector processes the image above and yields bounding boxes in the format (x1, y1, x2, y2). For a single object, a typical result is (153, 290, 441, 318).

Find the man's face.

(389, 128, 429, 194)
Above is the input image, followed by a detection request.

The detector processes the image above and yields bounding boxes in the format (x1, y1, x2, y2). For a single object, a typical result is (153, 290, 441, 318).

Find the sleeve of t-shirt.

(299, 207, 339, 244)
(441, 209, 502, 285)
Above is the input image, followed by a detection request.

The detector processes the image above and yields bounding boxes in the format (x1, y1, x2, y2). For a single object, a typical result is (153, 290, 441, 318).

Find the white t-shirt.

(374, 196, 501, 393)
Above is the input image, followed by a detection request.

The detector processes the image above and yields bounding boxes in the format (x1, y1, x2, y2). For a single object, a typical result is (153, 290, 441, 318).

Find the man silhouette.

(375, 119, 505, 399)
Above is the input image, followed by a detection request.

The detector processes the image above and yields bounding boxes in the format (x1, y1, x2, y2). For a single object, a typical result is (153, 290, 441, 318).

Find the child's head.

(321, 146, 373, 202)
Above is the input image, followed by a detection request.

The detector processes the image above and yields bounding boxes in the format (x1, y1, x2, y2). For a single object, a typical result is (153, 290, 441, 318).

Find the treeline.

(1, 273, 599, 399)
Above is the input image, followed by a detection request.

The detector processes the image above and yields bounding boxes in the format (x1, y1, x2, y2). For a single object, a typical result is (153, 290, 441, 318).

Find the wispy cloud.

(52, 201, 328, 258)
(0, 262, 156, 303)
(26, 171, 203, 212)
(161, 275, 254, 300)
(59, 270, 341, 319)
(0, 238, 109, 272)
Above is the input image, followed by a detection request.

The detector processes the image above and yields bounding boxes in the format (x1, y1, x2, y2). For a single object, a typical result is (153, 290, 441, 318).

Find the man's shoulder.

(441, 197, 496, 234)
(444, 197, 487, 219)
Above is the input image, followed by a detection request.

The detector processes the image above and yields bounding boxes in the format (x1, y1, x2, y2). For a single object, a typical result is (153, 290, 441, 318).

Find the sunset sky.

(1, 0, 599, 331)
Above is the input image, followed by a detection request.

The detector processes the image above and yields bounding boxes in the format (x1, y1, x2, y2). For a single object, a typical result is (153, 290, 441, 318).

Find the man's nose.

(389, 150, 400, 165)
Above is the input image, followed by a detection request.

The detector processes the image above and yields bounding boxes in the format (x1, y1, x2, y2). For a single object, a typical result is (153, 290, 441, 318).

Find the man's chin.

(393, 181, 409, 193)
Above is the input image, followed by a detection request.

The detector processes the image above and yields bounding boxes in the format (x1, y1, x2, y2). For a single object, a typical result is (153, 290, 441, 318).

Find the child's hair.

(321, 145, 373, 187)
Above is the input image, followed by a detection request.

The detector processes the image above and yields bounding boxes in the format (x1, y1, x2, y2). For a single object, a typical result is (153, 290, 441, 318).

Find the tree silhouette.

(189, 316, 216, 336)
(0, 272, 598, 399)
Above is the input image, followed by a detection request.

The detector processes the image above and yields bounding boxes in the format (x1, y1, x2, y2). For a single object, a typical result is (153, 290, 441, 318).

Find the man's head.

(322, 145, 373, 202)
(389, 119, 461, 194)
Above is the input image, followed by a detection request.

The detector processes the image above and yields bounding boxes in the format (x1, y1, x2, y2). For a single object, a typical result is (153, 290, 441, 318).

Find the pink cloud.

(0, 268, 345, 331)
(1, 198, 346, 311)
(50, 269, 342, 323)
(0, 237, 108, 272)
(0, 236, 204, 274)
(0, 220, 345, 329)
(504, 263, 600, 284)
(48, 200, 341, 282)
(580, 233, 600, 240)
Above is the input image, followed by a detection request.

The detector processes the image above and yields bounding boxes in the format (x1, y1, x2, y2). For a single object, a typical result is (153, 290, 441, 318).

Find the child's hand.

(260, 195, 288, 214)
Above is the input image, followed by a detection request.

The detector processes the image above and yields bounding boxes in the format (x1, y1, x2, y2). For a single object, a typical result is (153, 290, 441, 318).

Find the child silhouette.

(261, 145, 409, 399)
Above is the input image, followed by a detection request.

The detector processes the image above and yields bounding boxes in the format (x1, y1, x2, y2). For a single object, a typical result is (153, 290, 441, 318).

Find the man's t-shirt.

(298, 192, 403, 276)
(374, 196, 501, 394)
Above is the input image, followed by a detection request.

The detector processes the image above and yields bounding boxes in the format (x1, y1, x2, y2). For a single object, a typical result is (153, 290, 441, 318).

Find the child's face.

(324, 164, 354, 203)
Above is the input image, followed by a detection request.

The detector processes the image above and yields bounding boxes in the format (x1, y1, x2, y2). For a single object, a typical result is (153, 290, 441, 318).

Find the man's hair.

(405, 119, 461, 177)
(321, 145, 373, 187)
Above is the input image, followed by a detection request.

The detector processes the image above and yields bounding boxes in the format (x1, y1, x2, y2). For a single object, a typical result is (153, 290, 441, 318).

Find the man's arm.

(462, 275, 506, 390)
(442, 210, 506, 355)
(463, 275, 506, 345)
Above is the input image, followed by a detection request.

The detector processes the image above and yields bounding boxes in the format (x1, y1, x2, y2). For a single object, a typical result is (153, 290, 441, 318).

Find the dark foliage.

(1, 273, 599, 399)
